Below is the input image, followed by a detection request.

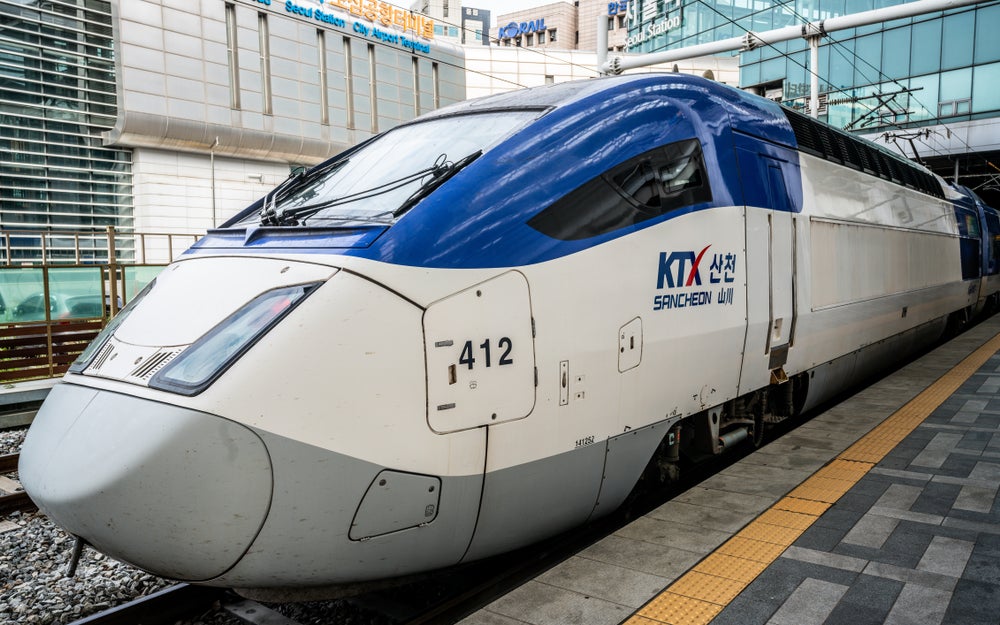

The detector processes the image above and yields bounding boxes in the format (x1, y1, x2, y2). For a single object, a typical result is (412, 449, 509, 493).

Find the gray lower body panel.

(19, 384, 273, 581)
(21, 384, 671, 591)
(462, 421, 669, 562)
(218, 429, 484, 587)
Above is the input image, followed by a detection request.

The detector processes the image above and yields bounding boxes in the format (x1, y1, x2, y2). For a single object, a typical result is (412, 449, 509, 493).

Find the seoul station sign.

(625, 0, 684, 49)
(249, 0, 434, 53)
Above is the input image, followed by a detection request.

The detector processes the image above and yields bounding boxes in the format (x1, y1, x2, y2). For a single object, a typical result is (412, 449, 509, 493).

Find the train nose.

(19, 383, 272, 581)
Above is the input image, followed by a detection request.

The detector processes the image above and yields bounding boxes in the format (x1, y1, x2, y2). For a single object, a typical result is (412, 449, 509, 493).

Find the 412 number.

(459, 338, 513, 370)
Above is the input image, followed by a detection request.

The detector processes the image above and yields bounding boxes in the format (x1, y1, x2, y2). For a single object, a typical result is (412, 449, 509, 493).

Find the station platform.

(460, 315, 1000, 625)
(0, 377, 54, 428)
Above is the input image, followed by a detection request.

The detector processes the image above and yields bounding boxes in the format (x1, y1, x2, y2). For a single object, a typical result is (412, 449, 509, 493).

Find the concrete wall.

(110, 0, 466, 239)
(464, 46, 740, 99)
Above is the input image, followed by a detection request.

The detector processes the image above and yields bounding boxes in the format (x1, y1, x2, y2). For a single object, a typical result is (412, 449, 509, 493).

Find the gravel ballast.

(1, 427, 177, 624)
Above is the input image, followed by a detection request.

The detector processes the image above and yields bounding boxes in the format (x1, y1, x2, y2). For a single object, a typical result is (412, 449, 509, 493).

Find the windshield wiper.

(260, 151, 482, 227)
(259, 157, 350, 226)
(392, 150, 483, 219)
(299, 210, 396, 225)
(272, 155, 450, 226)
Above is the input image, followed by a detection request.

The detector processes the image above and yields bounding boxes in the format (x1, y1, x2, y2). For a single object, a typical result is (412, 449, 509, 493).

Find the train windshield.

(242, 111, 540, 227)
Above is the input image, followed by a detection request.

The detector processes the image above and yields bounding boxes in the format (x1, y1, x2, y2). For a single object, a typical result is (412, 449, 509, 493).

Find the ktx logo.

(657, 245, 710, 289)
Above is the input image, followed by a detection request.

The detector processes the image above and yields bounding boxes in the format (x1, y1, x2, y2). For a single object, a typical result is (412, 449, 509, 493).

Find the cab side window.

(528, 139, 712, 241)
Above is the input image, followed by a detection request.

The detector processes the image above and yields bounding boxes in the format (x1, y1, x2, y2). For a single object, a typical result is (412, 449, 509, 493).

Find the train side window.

(986, 211, 1000, 275)
(528, 139, 712, 241)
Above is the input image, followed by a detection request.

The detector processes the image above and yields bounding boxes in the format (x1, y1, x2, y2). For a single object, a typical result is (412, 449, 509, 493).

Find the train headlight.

(149, 282, 320, 396)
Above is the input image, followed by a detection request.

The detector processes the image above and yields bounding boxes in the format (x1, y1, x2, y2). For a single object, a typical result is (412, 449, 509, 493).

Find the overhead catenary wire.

(316, 0, 1000, 185)
(736, 0, 1000, 180)
(611, 0, 1000, 181)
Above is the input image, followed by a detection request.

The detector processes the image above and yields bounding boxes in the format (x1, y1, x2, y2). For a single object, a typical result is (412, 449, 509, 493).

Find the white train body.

(20, 75, 1000, 596)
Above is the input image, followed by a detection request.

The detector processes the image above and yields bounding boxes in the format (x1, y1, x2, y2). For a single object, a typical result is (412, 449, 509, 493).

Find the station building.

(491, 0, 632, 52)
(408, 0, 490, 45)
(464, 45, 736, 98)
(624, 0, 1000, 204)
(0, 0, 738, 260)
(0, 0, 465, 257)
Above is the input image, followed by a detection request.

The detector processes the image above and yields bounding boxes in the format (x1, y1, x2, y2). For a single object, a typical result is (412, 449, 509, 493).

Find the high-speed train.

(19, 74, 1000, 599)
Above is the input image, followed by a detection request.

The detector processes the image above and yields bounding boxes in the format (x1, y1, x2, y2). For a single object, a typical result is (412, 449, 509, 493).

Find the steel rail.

(0, 453, 36, 515)
(66, 584, 228, 625)
(0, 452, 19, 473)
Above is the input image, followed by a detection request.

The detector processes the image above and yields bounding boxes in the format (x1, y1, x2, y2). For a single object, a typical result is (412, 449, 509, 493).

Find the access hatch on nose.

(423, 271, 536, 433)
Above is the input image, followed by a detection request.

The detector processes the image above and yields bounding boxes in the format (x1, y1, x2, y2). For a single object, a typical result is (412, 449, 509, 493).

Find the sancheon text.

(653, 245, 737, 311)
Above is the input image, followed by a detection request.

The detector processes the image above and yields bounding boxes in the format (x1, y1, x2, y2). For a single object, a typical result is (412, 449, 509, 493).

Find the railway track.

(0, 452, 35, 515)
(66, 584, 229, 625)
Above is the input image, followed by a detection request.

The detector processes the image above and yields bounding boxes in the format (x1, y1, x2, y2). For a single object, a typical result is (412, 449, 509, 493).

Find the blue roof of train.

(195, 74, 800, 268)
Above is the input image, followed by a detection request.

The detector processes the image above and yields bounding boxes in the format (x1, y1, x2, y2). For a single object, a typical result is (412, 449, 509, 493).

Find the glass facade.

(627, 0, 1000, 132)
(0, 0, 133, 243)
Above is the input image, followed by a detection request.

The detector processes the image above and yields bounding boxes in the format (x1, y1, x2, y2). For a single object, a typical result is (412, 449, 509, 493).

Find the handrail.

(0, 227, 201, 267)
(0, 228, 187, 382)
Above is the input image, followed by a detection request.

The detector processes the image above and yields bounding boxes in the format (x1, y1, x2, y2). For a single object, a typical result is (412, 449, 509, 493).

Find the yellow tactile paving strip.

(624, 331, 1000, 625)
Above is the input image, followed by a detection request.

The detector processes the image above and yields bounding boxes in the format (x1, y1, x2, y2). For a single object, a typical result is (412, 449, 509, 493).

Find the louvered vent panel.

(781, 106, 943, 200)
(90, 342, 115, 372)
(130, 349, 182, 380)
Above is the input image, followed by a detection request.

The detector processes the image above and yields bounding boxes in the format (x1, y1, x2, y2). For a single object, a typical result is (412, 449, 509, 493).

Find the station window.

(367, 43, 378, 133)
(259, 13, 272, 115)
(343, 36, 354, 129)
(538, 30, 546, 44)
(412, 56, 420, 116)
(528, 139, 712, 240)
(432, 61, 440, 109)
(526, 33, 533, 46)
(317, 30, 329, 125)
(225, 3, 240, 109)
(938, 99, 971, 117)
(549, 29, 557, 42)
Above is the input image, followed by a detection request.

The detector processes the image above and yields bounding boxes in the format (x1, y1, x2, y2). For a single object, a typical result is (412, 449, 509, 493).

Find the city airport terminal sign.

(249, 0, 434, 53)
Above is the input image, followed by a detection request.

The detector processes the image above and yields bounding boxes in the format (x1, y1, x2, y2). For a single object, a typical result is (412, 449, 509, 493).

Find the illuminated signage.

(281, 0, 432, 53)
(497, 19, 546, 39)
(625, 0, 684, 48)
(608, 1, 628, 16)
(321, 0, 434, 39)
(626, 16, 681, 47)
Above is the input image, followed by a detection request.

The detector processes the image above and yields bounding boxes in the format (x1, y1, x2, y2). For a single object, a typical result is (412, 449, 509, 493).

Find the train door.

(974, 194, 1000, 314)
(737, 149, 797, 394)
(423, 271, 537, 434)
(422, 271, 538, 560)
(766, 163, 795, 369)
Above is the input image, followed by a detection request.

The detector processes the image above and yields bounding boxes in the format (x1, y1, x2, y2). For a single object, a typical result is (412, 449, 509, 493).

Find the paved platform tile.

(464, 321, 1000, 625)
